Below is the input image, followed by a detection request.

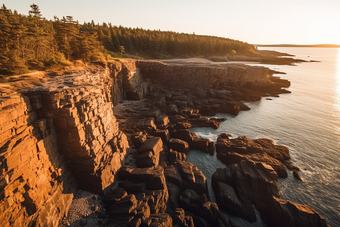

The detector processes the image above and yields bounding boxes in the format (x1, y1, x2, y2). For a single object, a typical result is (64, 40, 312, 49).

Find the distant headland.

(255, 44, 340, 48)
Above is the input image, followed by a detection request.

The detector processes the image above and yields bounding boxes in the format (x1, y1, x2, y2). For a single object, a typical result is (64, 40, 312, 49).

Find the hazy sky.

(2, 0, 340, 45)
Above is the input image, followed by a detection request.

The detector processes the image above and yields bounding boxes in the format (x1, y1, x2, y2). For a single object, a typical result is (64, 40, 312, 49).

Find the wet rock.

(254, 138, 290, 161)
(265, 197, 330, 227)
(284, 160, 301, 171)
(165, 161, 208, 196)
(211, 160, 278, 222)
(216, 135, 289, 177)
(210, 117, 227, 122)
(200, 201, 220, 226)
(220, 133, 232, 138)
(212, 159, 329, 227)
(170, 129, 215, 154)
(188, 118, 220, 129)
(293, 170, 303, 181)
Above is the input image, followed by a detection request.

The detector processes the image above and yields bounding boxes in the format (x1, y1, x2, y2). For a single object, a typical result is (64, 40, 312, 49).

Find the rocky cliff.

(0, 59, 147, 226)
(0, 94, 77, 227)
(137, 60, 290, 94)
(0, 59, 329, 227)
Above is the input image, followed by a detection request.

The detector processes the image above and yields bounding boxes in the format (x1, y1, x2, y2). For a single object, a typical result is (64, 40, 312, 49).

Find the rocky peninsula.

(0, 59, 329, 227)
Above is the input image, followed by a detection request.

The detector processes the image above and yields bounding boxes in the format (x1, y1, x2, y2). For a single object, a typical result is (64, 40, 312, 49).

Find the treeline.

(0, 4, 256, 76)
(85, 23, 256, 58)
(0, 4, 105, 75)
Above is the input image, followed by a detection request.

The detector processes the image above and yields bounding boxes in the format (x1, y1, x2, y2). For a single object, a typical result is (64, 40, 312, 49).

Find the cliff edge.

(0, 59, 329, 227)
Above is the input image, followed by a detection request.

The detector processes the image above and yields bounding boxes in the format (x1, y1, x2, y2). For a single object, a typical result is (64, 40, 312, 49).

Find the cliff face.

(25, 88, 127, 194)
(111, 60, 149, 104)
(137, 60, 277, 90)
(1, 59, 317, 227)
(0, 95, 77, 227)
(0, 59, 148, 226)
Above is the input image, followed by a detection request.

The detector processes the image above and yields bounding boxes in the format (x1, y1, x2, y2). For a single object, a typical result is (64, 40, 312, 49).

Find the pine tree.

(29, 4, 41, 18)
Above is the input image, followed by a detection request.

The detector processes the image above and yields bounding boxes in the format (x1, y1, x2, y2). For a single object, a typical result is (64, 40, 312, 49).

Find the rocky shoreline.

(207, 49, 307, 65)
(0, 59, 329, 227)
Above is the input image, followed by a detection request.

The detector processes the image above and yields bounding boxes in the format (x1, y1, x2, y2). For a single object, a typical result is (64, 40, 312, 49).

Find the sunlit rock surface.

(0, 59, 329, 226)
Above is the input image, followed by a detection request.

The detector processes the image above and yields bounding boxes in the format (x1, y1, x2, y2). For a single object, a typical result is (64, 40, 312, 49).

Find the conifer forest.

(0, 4, 256, 75)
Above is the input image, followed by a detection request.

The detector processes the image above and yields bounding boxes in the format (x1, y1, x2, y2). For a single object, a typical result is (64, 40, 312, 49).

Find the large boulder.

(177, 189, 220, 227)
(117, 166, 169, 215)
(136, 137, 163, 168)
(216, 135, 289, 177)
(168, 138, 189, 154)
(165, 161, 208, 196)
(119, 166, 167, 191)
(212, 160, 278, 222)
(187, 118, 220, 129)
(265, 197, 330, 227)
(103, 188, 152, 226)
(170, 129, 215, 155)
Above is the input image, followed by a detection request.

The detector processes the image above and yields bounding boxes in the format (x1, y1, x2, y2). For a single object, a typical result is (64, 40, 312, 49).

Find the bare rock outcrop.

(0, 95, 77, 227)
(168, 138, 189, 154)
(268, 197, 329, 227)
(0, 59, 148, 226)
(212, 159, 329, 227)
(137, 60, 290, 96)
(103, 166, 170, 226)
(216, 135, 291, 177)
(136, 137, 163, 168)
(212, 160, 279, 222)
(170, 129, 215, 155)
(0, 58, 330, 227)
(165, 161, 208, 196)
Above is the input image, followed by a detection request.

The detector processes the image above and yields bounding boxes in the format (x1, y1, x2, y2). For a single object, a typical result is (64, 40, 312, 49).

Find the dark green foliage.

(87, 24, 257, 58)
(0, 4, 256, 76)
(0, 4, 106, 76)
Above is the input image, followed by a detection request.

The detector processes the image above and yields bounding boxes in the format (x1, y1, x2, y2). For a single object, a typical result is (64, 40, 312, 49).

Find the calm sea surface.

(187, 47, 340, 226)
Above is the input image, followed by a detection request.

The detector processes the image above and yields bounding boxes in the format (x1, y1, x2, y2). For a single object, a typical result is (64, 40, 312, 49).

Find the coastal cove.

(188, 47, 340, 227)
(0, 47, 335, 227)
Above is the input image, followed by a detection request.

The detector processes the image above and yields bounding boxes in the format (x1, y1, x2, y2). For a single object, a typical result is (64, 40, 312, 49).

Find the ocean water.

(186, 47, 340, 226)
